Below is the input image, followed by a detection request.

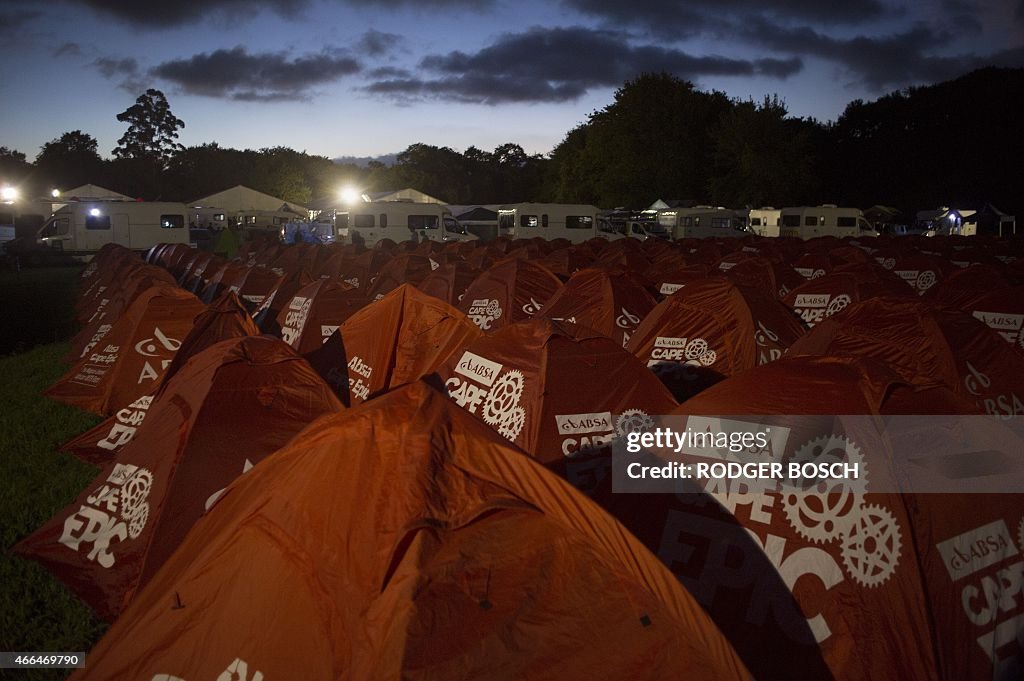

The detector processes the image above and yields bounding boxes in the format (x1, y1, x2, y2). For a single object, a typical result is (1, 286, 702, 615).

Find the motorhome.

(497, 203, 624, 243)
(656, 206, 746, 239)
(310, 201, 477, 246)
(915, 206, 1016, 237)
(193, 207, 300, 233)
(747, 207, 781, 237)
(778, 205, 879, 239)
(37, 201, 191, 258)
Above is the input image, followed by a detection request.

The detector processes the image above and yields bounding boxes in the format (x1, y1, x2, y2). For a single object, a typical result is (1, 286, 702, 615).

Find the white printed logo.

(97, 395, 154, 451)
(347, 356, 373, 402)
(755, 321, 783, 364)
(59, 464, 154, 568)
(615, 307, 640, 330)
(521, 297, 544, 316)
(791, 293, 850, 326)
(795, 267, 826, 280)
(648, 337, 717, 367)
(447, 352, 526, 442)
(280, 296, 312, 348)
(659, 283, 684, 296)
(936, 519, 1019, 582)
(972, 311, 1024, 349)
(467, 298, 503, 331)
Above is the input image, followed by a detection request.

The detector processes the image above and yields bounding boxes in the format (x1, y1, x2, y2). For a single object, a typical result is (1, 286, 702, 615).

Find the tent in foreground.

(69, 382, 751, 681)
(16, 336, 343, 620)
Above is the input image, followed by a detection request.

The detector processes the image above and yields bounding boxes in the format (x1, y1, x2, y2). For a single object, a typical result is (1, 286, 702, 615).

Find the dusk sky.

(2, 0, 1022, 162)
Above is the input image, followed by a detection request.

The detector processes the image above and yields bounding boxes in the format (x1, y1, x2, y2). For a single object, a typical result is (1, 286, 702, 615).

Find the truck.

(655, 206, 746, 239)
(747, 207, 781, 237)
(778, 205, 880, 239)
(308, 201, 477, 247)
(37, 201, 191, 259)
(496, 203, 625, 243)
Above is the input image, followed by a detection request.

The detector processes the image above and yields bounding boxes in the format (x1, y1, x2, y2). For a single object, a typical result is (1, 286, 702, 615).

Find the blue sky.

(1, 0, 1022, 162)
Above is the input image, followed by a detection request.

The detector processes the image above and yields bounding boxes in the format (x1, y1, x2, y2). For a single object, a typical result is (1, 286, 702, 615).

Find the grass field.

(0, 265, 108, 679)
(0, 267, 83, 357)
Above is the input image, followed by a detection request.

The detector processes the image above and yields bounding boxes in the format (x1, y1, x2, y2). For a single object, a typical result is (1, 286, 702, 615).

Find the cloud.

(356, 29, 403, 58)
(151, 46, 361, 100)
(363, 26, 802, 104)
(0, 8, 42, 36)
(368, 66, 413, 79)
(54, 42, 82, 57)
(562, 0, 887, 36)
(90, 56, 149, 93)
(341, 0, 494, 7)
(56, 0, 308, 28)
(745, 19, 1024, 90)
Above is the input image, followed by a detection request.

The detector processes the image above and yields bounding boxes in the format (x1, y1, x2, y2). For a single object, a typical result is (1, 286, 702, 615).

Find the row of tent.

(13, 233, 1024, 680)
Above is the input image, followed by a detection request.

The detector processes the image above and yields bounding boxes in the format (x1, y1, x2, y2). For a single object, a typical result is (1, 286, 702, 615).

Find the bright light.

(1, 186, 18, 202)
(89, 208, 101, 217)
(339, 186, 360, 205)
(51, 188, 61, 198)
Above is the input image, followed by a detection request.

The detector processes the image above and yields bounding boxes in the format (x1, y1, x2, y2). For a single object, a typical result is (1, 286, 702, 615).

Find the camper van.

(656, 206, 746, 239)
(312, 201, 476, 247)
(778, 205, 879, 239)
(747, 207, 781, 237)
(37, 201, 191, 258)
(497, 203, 624, 243)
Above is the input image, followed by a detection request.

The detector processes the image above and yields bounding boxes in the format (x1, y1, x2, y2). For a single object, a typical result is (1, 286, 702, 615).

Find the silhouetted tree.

(113, 89, 185, 167)
(35, 130, 105, 191)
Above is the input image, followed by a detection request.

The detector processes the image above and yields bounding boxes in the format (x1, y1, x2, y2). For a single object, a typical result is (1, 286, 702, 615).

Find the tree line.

(2, 69, 1021, 221)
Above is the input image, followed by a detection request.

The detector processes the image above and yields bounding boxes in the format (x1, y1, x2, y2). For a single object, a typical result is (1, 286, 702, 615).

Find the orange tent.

(46, 284, 206, 416)
(963, 284, 1024, 353)
(782, 270, 907, 327)
(276, 278, 368, 354)
(305, 283, 482, 406)
(16, 336, 343, 621)
(416, 260, 480, 306)
(365, 253, 434, 301)
(221, 265, 285, 314)
(61, 292, 261, 464)
(925, 264, 1012, 310)
(537, 267, 656, 347)
(458, 257, 564, 332)
(788, 296, 1024, 416)
(436, 318, 676, 488)
(66, 381, 750, 681)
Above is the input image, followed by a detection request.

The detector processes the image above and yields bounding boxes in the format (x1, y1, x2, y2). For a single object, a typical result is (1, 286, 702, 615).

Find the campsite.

(1, 226, 1023, 680)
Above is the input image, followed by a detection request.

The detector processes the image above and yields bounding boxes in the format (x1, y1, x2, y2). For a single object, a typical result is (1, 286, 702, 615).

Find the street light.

(339, 186, 360, 205)
(1, 185, 18, 203)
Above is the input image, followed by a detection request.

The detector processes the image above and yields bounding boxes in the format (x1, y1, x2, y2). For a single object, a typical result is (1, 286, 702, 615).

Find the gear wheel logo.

(119, 468, 153, 540)
(811, 269, 826, 279)
(484, 299, 503, 320)
(915, 270, 936, 292)
(782, 435, 867, 544)
(825, 294, 852, 317)
(881, 257, 896, 270)
(497, 406, 526, 442)
(615, 409, 654, 438)
(840, 504, 902, 587)
(684, 338, 708, 360)
(482, 369, 524, 425)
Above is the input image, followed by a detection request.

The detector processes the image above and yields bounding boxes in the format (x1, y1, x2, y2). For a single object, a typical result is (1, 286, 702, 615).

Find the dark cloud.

(745, 19, 1024, 90)
(54, 42, 82, 57)
(356, 29, 402, 58)
(364, 26, 801, 104)
(562, 0, 887, 35)
(91, 56, 147, 93)
(57, 0, 308, 28)
(0, 9, 42, 36)
(342, 0, 494, 7)
(151, 46, 361, 100)
(368, 66, 413, 78)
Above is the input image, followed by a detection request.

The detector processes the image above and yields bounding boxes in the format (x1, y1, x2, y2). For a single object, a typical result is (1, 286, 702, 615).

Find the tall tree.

(113, 89, 185, 167)
(35, 130, 105, 190)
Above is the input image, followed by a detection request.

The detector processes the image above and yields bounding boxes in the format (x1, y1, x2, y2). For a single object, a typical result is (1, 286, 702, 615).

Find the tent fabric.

(458, 257, 564, 332)
(537, 267, 656, 347)
(787, 296, 1024, 416)
(925, 264, 1012, 310)
(275, 279, 368, 354)
(16, 336, 343, 621)
(436, 318, 677, 490)
(46, 285, 206, 416)
(61, 292, 261, 464)
(782, 270, 906, 328)
(364, 253, 434, 301)
(416, 260, 480, 306)
(66, 381, 751, 681)
(963, 284, 1024, 353)
(305, 284, 482, 406)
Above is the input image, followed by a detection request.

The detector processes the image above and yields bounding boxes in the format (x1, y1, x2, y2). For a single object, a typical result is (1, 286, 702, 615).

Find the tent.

(65, 381, 750, 681)
(16, 336, 343, 620)
(964, 284, 1024, 352)
(46, 285, 206, 416)
(457, 257, 564, 332)
(276, 278, 368, 354)
(782, 270, 907, 328)
(61, 292, 261, 464)
(537, 267, 656, 347)
(305, 284, 482, 406)
(416, 260, 480, 306)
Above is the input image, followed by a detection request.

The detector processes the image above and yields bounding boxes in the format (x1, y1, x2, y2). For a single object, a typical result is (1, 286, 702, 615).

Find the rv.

(497, 203, 624, 243)
(915, 206, 1016, 237)
(778, 205, 879, 239)
(747, 207, 781, 237)
(656, 206, 746, 239)
(37, 201, 191, 258)
(310, 201, 477, 247)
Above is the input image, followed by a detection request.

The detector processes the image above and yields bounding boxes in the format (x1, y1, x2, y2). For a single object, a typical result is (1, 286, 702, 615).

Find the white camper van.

(778, 205, 879, 239)
(747, 207, 781, 237)
(38, 201, 191, 258)
(656, 206, 746, 239)
(314, 201, 476, 247)
(497, 203, 624, 243)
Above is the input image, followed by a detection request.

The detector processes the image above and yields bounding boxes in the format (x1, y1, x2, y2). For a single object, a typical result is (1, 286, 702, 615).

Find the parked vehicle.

(656, 206, 746, 239)
(310, 201, 477, 246)
(747, 207, 781, 237)
(915, 206, 1016, 237)
(497, 203, 624, 243)
(36, 201, 191, 259)
(778, 205, 879, 239)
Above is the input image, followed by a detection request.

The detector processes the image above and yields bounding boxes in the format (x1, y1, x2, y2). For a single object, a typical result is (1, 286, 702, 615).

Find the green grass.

(0, 343, 106, 680)
(0, 267, 83, 357)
